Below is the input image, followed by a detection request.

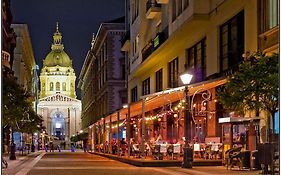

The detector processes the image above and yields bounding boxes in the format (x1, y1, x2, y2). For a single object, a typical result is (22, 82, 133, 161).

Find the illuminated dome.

(44, 50, 72, 67)
(43, 22, 72, 68)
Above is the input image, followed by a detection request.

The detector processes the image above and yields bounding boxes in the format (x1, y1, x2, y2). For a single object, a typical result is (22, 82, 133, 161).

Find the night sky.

(10, 0, 125, 98)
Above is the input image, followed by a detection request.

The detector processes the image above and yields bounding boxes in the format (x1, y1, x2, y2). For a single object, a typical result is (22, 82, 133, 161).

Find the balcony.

(121, 30, 130, 52)
(156, 0, 169, 4)
(258, 26, 279, 52)
(141, 26, 168, 62)
(146, 1, 161, 19)
(141, 41, 153, 62)
(2, 50, 10, 68)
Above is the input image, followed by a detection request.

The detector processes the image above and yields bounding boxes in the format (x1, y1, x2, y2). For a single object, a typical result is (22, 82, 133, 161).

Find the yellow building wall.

(128, 0, 258, 102)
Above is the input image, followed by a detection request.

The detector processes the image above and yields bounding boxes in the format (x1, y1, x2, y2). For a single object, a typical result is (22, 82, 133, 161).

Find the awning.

(90, 77, 227, 127)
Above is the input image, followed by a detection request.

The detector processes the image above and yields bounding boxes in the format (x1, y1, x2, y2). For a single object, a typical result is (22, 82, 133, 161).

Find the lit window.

(56, 123, 62, 128)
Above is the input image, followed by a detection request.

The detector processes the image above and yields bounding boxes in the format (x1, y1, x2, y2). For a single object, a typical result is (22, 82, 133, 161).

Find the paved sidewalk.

(166, 166, 263, 175)
(2, 151, 42, 173)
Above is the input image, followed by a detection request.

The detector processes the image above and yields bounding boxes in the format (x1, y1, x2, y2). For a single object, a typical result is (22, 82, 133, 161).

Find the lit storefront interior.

(87, 78, 240, 161)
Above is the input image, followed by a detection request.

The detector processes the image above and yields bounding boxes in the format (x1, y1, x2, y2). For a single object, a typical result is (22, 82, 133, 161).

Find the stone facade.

(78, 17, 126, 129)
(37, 23, 81, 142)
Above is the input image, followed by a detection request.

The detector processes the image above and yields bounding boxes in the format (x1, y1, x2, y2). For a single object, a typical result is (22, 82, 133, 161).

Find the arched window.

(62, 82, 66, 91)
(50, 82, 53, 91)
(56, 82, 60, 91)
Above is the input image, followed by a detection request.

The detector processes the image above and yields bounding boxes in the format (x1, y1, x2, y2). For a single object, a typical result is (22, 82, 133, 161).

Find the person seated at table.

(120, 138, 127, 156)
(111, 139, 117, 154)
(144, 142, 151, 156)
(155, 134, 163, 144)
(132, 142, 140, 157)
(150, 137, 155, 144)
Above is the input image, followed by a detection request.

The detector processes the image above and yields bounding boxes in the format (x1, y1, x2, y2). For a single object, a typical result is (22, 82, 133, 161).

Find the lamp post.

(180, 72, 193, 168)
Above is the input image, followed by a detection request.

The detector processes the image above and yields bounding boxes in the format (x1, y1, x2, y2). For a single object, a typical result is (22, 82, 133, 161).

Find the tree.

(218, 52, 279, 141)
(2, 76, 43, 159)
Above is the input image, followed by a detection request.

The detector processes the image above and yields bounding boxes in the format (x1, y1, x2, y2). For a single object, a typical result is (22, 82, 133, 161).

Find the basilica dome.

(43, 22, 73, 68)
(43, 50, 72, 67)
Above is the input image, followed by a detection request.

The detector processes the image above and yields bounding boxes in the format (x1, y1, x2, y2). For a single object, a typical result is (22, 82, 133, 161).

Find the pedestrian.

(45, 143, 49, 152)
(57, 144, 61, 152)
(83, 144, 87, 153)
(71, 143, 75, 152)
(50, 142, 54, 152)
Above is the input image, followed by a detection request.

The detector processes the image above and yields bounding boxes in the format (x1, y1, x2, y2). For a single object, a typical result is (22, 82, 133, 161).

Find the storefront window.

(232, 124, 246, 146)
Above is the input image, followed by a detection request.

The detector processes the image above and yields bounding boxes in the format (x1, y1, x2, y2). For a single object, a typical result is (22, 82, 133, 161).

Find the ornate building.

(37, 23, 81, 143)
(78, 17, 126, 130)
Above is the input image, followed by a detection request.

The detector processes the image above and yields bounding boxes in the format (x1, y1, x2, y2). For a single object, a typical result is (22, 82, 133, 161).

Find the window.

(260, 0, 279, 32)
(220, 11, 244, 72)
(103, 43, 107, 61)
(142, 77, 150, 95)
(50, 82, 53, 91)
(173, 0, 187, 22)
(186, 38, 206, 82)
(177, 0, 183, 16)
(168, 57, 179, 88)
(56, 82, 60, 91)
(135, 36, 138, 54)
(131, 0, 139, 23)
(121, 63, 126, 79)
(155, 69, 163, 92)
(172, 0, 177, 21)
(183, 0, 189, 10)
(62, 82, 66, 91)
(131, 86, 138, 102)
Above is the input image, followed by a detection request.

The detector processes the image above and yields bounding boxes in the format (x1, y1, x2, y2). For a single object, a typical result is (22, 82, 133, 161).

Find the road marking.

(15, 152, 45, 175)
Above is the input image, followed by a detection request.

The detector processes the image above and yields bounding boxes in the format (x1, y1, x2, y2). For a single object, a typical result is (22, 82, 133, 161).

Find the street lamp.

(180, 72, 193, 168)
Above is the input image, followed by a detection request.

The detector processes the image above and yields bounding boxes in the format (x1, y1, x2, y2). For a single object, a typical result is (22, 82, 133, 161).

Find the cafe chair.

(225, 146, 243, 170)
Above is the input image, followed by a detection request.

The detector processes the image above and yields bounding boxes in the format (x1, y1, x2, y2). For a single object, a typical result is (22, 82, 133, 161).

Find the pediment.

(39, 93, 79, 102)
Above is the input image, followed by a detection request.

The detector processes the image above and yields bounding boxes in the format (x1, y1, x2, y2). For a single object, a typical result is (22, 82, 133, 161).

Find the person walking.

(45, 143, 49, 152)
(57, 144, 61, 152)
(50, 142, 54, 152)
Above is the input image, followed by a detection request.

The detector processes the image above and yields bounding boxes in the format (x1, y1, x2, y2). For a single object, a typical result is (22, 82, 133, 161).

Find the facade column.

(109, 115, 112, 154)
(103, 118, 106, 153)
(126, 104, 131, 158)
(141, 99, 145, 159)
(207, 88, 218, 137)
(163, 113, 167, 141)
(65, 108, 70, 141)
(93, 124, 96, 152)
(117, 112, 120, 155)
(74, 108, 77, 134)
(98, 123, 101, 152)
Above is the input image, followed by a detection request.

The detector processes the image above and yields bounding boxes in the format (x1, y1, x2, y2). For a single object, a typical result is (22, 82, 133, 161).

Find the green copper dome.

(43, 22, 73, 68)
(43, 50, 72, 67)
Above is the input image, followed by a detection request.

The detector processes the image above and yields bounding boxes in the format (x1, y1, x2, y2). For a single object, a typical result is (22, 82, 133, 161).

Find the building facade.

(37, 23, 81, 143)
(121, 0, 279, 149)
(12, 24, 36, 93)
(1, 0, 17, 153)
(78, 17, 127, 130)
(11, 23, 39, 148)
(86, 0, 279, 156)
(2, 0, 17, 77)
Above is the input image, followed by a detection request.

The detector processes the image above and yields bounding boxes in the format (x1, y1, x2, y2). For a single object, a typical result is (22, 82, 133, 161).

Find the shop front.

(88, 78, 228, 161)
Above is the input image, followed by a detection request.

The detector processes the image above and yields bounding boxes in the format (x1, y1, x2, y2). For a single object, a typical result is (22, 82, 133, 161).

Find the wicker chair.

(225, 146, 243, 170)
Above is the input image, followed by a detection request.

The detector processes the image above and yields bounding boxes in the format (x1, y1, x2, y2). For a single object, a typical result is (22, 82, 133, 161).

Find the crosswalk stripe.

(15, 152, 45, 175)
